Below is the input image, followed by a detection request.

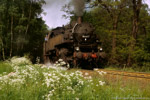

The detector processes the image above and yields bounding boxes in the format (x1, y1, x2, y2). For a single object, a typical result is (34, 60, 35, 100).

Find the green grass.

(0, 57, 150, 100)
(104, 65, 150, 73)
(0, 61, 13, 74)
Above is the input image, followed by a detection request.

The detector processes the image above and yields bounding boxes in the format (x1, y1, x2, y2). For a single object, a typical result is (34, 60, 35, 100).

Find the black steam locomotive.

(43, 17, 105, 68)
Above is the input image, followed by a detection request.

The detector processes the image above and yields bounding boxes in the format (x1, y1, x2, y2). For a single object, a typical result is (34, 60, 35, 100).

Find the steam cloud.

(72, 0, 86, 16)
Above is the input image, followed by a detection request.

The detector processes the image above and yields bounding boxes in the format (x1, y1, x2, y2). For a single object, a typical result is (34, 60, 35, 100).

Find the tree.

(0, 0, 48, 62)
(93, 0, 127, 64)
(127, 0, 142, 66)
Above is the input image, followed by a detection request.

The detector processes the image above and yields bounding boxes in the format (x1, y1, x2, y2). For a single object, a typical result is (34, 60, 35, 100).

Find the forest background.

(0, 0, 150, 70)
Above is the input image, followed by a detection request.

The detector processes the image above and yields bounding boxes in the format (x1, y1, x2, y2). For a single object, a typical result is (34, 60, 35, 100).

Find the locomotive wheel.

(48, 50, 59, 63)
(56, 48, 70, 68)
(59, 48, 68, 61)
(44, 55, 50, 64)
(73, 59, 77, 66)
(73, 59, 78, 68)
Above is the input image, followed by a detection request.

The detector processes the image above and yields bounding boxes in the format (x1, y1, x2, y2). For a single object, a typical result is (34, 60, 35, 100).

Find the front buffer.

(73, 50, 106, 69)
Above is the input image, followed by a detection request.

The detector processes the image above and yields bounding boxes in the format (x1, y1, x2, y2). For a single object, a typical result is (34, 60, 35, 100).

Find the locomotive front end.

(72, 17, 105, 68)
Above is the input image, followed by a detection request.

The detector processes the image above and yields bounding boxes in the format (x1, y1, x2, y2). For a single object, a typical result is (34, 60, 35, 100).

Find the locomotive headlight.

(75, 47, 80, 51)
(98, 46, 103, 51)
(100, 48, 103, 51)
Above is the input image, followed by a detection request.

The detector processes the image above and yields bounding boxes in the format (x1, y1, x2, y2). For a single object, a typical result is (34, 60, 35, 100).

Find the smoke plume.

(72, 0, 86, 16)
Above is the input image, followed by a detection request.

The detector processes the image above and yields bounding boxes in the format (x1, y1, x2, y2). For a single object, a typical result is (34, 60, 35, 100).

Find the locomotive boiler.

(43, 17, 105, 68)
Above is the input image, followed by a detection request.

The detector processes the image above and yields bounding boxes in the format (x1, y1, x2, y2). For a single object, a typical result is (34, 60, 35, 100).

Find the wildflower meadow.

(0, 57, 150, 100)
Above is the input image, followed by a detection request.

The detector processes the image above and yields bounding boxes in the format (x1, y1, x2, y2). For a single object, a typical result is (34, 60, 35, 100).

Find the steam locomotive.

(43, 17, 105, 68)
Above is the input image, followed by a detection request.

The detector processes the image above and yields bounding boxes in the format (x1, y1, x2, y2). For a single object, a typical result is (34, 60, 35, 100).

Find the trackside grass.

(0, 61, 13, 74)
(0, 57, 150, 100)
(104, 66, 150, 73)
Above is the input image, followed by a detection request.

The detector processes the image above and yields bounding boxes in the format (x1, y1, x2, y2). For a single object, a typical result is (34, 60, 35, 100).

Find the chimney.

(77, 16, 82, 24)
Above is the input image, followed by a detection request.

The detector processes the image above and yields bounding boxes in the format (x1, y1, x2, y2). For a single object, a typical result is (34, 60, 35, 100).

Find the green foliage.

(0, 0, 48, 62)
(144, 34, 150, 53)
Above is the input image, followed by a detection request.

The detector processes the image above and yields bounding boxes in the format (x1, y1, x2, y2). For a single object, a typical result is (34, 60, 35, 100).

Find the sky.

(41, 0, 150, 29)
(41, 0, 70, 29)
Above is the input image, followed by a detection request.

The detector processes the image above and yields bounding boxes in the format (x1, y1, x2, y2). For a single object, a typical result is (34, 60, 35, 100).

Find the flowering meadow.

(0, 57, 150, 100)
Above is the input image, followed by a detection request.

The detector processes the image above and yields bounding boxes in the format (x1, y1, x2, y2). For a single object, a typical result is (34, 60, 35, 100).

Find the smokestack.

(77, 16, 82, 24)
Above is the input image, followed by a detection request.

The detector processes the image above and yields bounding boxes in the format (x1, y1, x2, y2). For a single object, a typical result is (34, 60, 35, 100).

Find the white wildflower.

(85, 72, 89, 76)
(99, 81, 105, 86)
(10, 57, 31, 66)
(97, 71, 107, 75)
(67, 86, 73, 91)
(75, 98, 79, 100)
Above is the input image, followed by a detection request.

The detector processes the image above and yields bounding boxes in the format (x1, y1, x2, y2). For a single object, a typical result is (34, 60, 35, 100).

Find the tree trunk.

(0, 38, 5, 60)
(2, 41, 5, 60)
(111, 15, 119, 63)
(25, 1, 32, 36)
(10, 15, 13, 57)
(112, 16, 118, 55)
(10, 0, 14, 57)
(22, 1, 32, 50)
(127, 0, 142, 66)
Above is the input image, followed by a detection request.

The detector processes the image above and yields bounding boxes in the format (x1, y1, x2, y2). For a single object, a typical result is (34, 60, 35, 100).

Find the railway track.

(44, 62, 150, 80)
(78, 68, 150, 81)
(97, 69, 150, 80)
